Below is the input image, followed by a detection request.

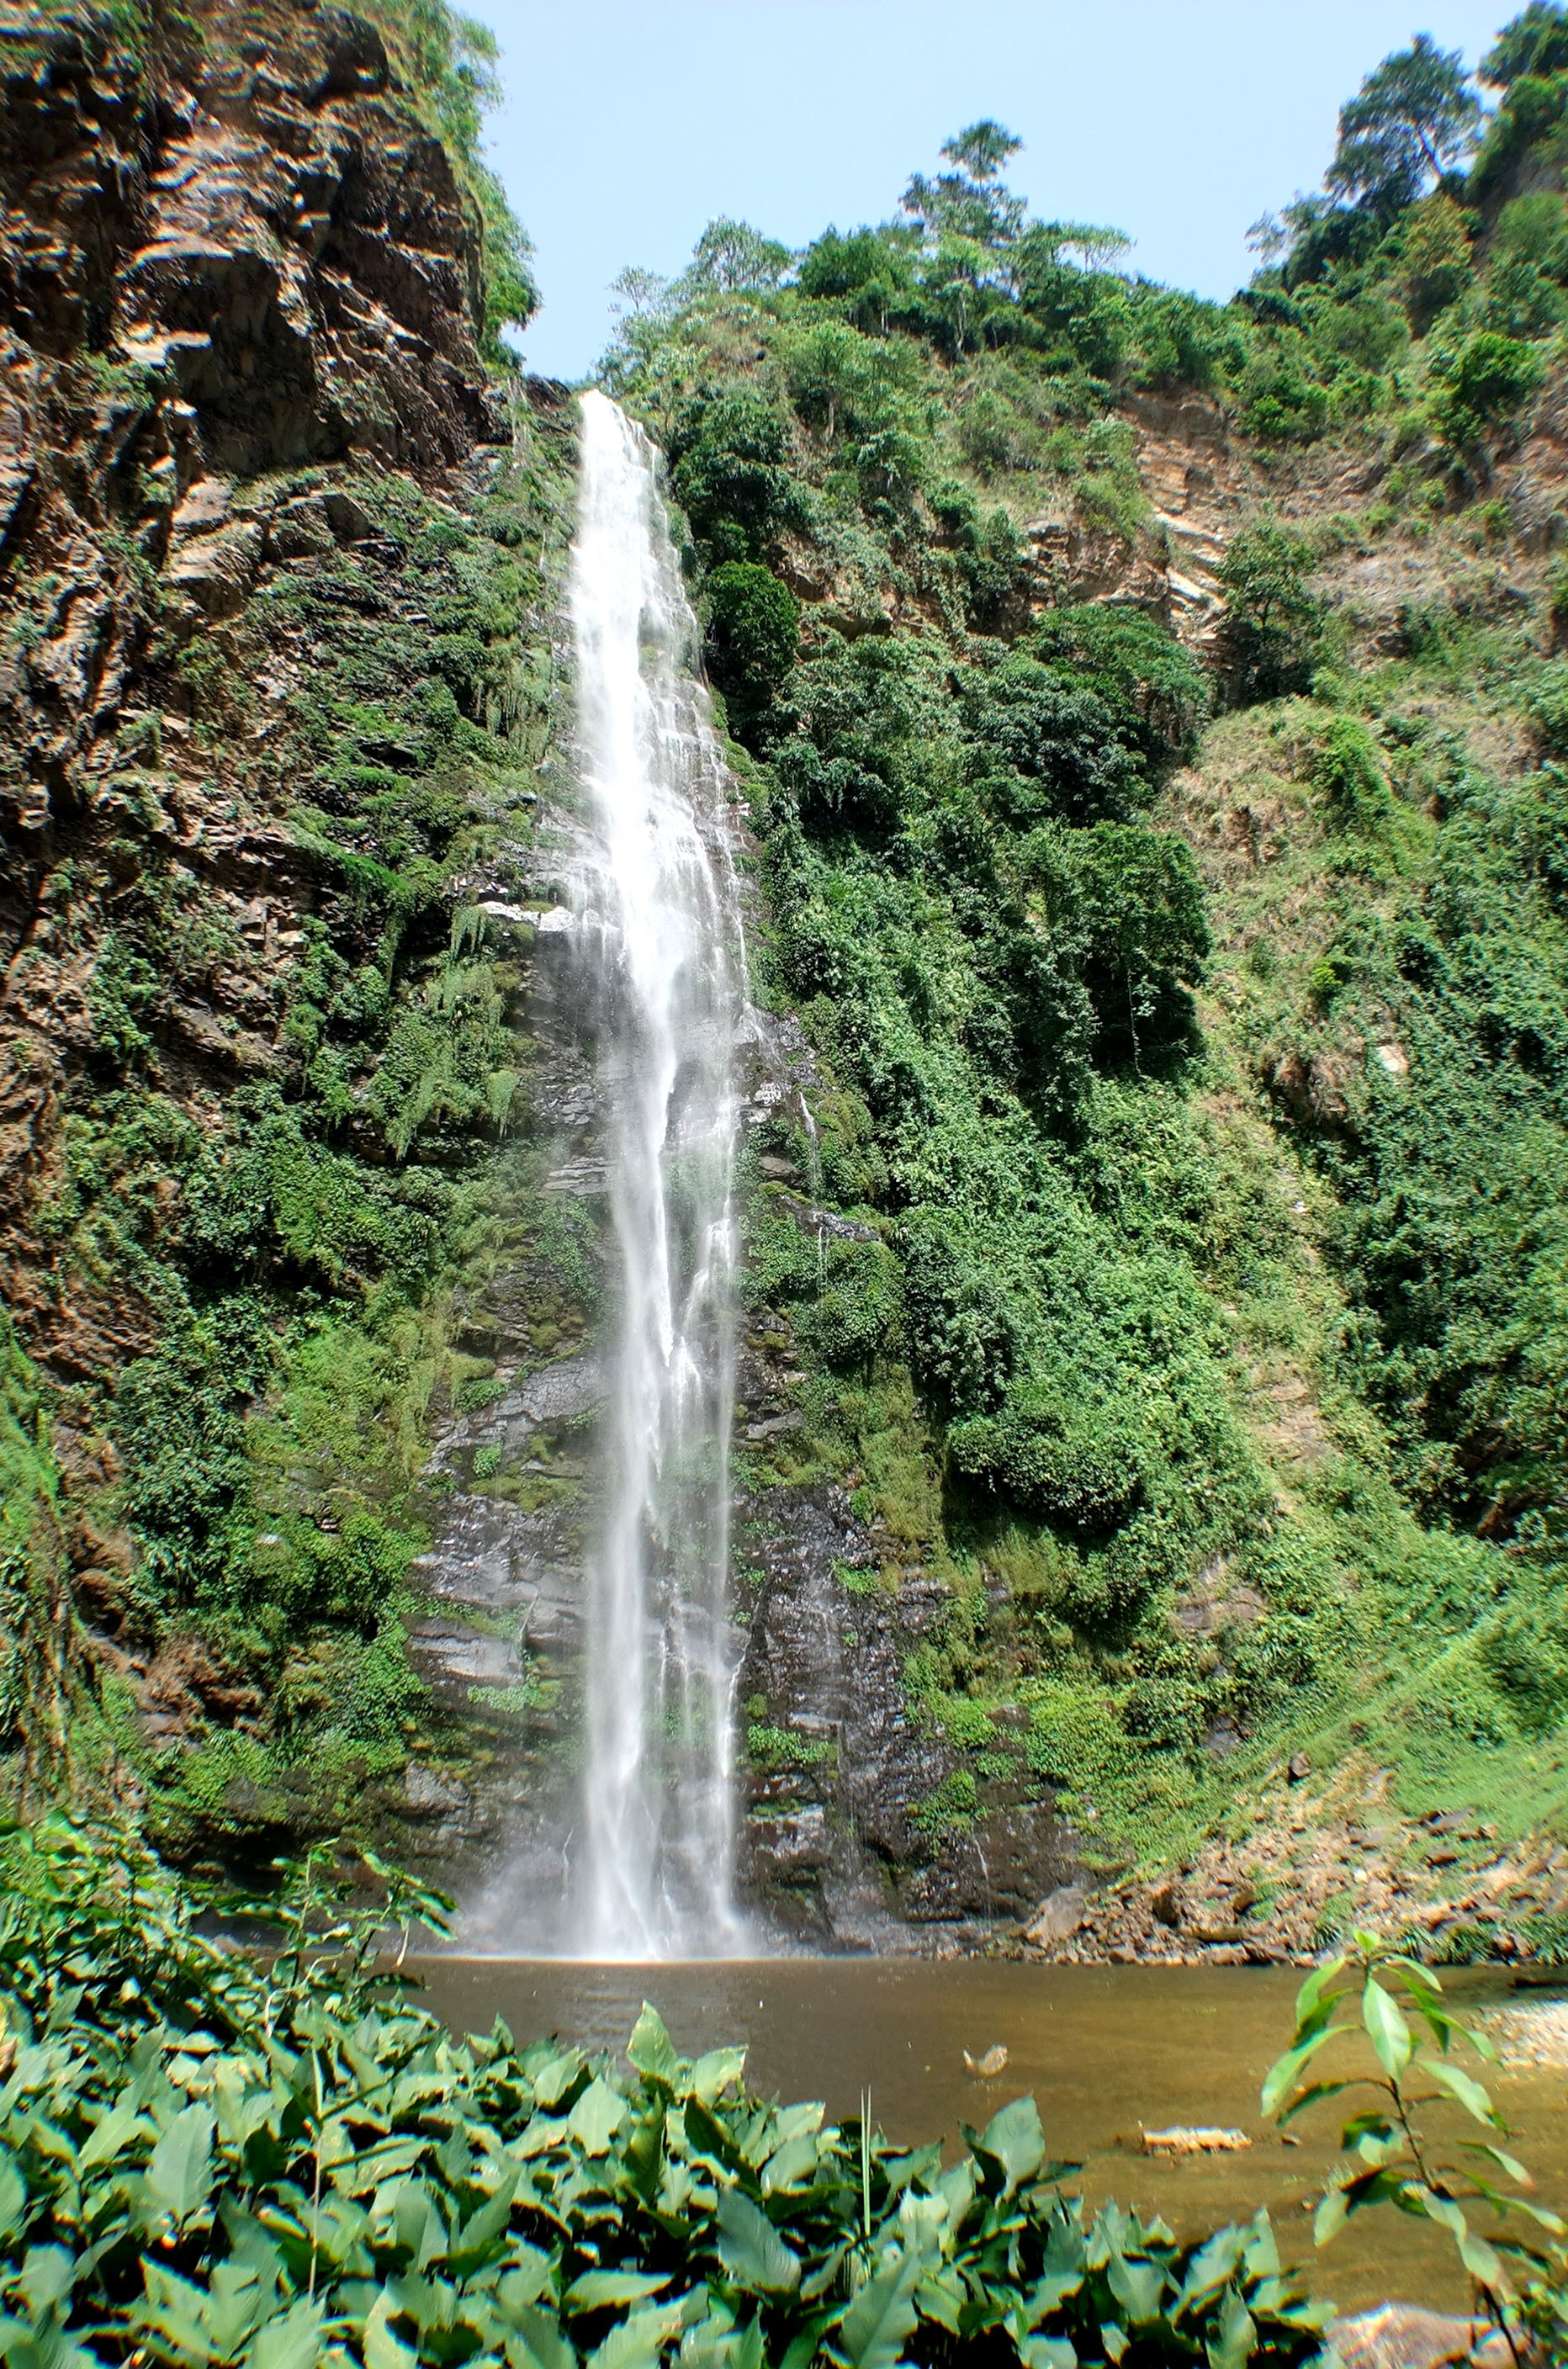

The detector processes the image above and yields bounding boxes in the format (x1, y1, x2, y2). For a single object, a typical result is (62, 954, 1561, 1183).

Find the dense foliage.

(0, 1817, 1337, 2369)
(601, 9, 1568, 1872)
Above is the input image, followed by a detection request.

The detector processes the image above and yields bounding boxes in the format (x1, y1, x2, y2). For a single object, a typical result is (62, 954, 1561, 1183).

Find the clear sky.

(473, 1, 1515, 384)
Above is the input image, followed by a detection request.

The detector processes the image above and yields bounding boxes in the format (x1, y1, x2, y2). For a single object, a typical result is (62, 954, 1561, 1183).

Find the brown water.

(414, 1957, 1568, 2316)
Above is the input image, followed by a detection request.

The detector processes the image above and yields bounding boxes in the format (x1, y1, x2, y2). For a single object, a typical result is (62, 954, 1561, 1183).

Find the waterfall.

(569, 390, 747, 1958)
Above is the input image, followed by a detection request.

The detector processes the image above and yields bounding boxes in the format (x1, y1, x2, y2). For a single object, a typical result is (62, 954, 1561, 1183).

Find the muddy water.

(414, 1958, 1568, 2314)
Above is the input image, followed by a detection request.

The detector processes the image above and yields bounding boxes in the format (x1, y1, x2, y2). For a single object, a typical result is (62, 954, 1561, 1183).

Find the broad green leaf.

(914, 2271, 965, 2336)
(588, 2304, 682, 2369)
(1105, 2253, 1164, 2325)
(1313, 2188, 1348, 2247)
(627, 2007, 681, 2090)
(506, 2305, 577, 2369)
(1459, 2233, 1507, 2292)
(715, 2187, 801, 2296)
(1259, 2027, 1338, 2117)
(1176, 2227, 1245, 2311)
(1361, 1979, 1411, 2081)
(499, 2250, 556, 2318)
(1101, 2324, 1127, 2365)
(363, 2293, 417, 2369)
(624, 2102, 666, 2202)
(1242, 2212, 1279, 2280)
(568, 2080, 628, 2158)
(761, 2132, 818, 2195)
(137, 2261, 215, 2366)
(247, 2300, 326, 2369)
(80, 2096, 150, 2172)
(834, 2250, 920, 2369)
(0, 2163, 24, 2244)
(1020, 2343, 1076, 2369)
(977, 2096, 1044, 2199)
(146, 2106, 215, 2223)
(1418, 2056, 1497, 2126)
(532, 2051, 586, 2111)
(1292, 1958, 1347, 2032)
(690, 2049, 746, 2107)
(565, 2275, 673, 2313)
(1206, 2286, 1257, 2369)
(450, 2168, 519, 2271)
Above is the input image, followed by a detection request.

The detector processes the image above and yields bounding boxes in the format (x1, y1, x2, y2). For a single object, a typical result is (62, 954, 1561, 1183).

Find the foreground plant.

(0, 1817, 1338, 2369)
(1261, 1929, 1567, 2353)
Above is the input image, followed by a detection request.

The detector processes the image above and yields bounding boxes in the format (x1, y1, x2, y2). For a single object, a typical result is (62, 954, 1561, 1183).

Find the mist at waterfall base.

(475, 392, 752, 1961)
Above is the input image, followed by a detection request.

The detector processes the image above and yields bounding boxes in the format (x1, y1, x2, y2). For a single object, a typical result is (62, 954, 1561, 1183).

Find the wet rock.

(1025, 1884, 1088, 1948)
(402, 1763, 471, 1820)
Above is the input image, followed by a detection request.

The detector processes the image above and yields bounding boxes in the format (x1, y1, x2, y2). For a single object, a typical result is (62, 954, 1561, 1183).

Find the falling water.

(569, 390, 747, 1958)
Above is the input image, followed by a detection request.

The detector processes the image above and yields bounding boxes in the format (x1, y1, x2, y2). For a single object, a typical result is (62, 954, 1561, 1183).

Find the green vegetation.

(604, 9, 1568, 1873)
(1263, 1934, 1567, 2347)
(0, 1815, 1339, 2369)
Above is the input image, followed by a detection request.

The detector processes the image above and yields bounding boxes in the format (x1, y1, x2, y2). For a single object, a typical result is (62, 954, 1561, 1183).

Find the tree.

(901, 120, 1026, 252)
(702, 562, 799, 740)
(682, 218, 792, 295)
(1216, 522, 1322, 703)
(1481, 2, 1568, 88)
(1326, 34, 1481, 216)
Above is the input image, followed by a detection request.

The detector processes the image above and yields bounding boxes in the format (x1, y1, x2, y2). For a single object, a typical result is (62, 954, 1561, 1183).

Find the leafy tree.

(1481, 1, 1568, 87)
(702, 561, 799, 740)
(1326, 34, 1481, 215)
(798, 225, 887, 299)
(1028, 821, 1210, 1073)
(967, 656, 1146, 824)
(1216, 522, 1322, 703)
(682, 216, 792, 294)
(901, 119, 1025, 252)
(668, 389, 802, 556)
(1429, 328, 1548, 451)
(1028, 603, 1208, 778)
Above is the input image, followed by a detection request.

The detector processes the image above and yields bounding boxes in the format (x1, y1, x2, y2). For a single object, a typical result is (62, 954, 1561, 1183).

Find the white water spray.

(569, 391, 747, 1958)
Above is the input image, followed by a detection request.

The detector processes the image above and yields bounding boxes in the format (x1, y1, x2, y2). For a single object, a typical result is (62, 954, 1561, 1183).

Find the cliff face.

(0, 0, 579, 1844)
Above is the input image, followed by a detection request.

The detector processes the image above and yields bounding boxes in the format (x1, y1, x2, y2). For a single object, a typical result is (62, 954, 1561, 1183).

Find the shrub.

(703, 561, 799, 740)
(1216, 523, 1322, 703)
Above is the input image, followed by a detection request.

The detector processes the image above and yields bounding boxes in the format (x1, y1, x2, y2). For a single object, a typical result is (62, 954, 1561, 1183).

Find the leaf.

(1106, 2252, 1165, 2326)
(833, 2249, 920, 2369)
(587, 2305, 682, 2369)
(146, 2106, 215, 2223)
(0, 2164, 24, 2245)
(565, 2275, 674, 2313)
(498, 2249, 556, 2317)
(715, 2188, 801, 2296)
(137, 2261, 215, 2366)
(628, 2007, 681, 2090)
(1206, 2287, 1257, 2369)
(1361, 1979, 1412, 2081)
(624, 2102, 666, 2203)
(977, 2096, 1044, 2198)
(1313, 2188, 1348, 2247)
(1459, 2233, 1508, 2293)
(1418, 2057, 1497, 2127)
(568, 2079, 628, 2158)
(506, 2305, 577, 2369)
(1020, 2344, 1076, 2369)
(1259, 2027, 1338, 2117)
(1292, 1958, 1347, 2033)
(80, 2096, 151, 2173)
(690, 2048, 746, 2107)
(364, 2293, 417, 2369)
(247, 2300, 326, 2369)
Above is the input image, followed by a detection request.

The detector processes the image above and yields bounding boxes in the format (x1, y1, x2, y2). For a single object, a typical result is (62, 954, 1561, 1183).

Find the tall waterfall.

(570, 390, 747, 1958)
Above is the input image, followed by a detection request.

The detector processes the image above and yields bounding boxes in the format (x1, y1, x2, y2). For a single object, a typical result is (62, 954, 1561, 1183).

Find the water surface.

(416, 1956, 1568, 2314)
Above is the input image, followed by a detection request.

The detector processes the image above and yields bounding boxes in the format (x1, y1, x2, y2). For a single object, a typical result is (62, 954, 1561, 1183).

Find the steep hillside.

(605, 45, 1568, 1953)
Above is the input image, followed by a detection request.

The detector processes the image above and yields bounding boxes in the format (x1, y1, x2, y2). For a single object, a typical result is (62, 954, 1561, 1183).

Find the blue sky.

(472, 1, 1515, 384)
